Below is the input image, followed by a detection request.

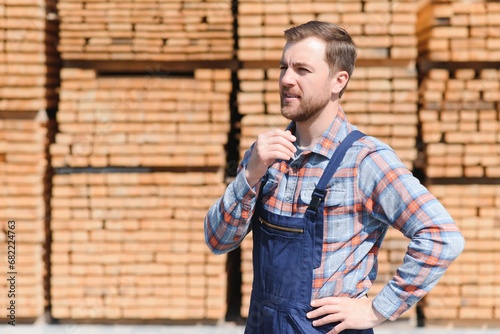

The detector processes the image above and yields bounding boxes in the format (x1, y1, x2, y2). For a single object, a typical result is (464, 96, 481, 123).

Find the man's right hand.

(245, 129, 297, 187)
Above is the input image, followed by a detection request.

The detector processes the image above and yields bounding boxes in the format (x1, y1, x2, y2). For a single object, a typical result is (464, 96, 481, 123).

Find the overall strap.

(307, 130, 365, 214)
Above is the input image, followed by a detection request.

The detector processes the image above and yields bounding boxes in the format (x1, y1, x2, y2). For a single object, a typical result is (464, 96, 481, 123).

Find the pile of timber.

(238, 66, 419, 170)
(418, 1, 500, 62)
(425, 184, 500, 321)
(238, 0, 417, 61)
(420, 68, 500, 178)
(57, 0, 234, 61)
(50, 171, 227, 320)
(0, 0, 59, 111)
(51, 68, 231, 168)
(0, 115, 50, 319)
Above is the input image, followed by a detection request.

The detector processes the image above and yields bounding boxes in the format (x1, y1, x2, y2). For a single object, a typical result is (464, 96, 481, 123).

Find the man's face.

(279, 37, 334, 123)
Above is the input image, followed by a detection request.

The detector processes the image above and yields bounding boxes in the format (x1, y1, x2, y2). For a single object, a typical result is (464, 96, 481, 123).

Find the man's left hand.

(306, 296, 386, 334)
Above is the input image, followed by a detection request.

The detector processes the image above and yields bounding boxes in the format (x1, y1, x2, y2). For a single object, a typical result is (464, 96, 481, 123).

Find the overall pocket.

(255, 214, 308, 302)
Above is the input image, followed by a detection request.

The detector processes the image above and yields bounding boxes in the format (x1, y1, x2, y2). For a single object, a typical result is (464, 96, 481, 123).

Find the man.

(204, 21, 464, 333)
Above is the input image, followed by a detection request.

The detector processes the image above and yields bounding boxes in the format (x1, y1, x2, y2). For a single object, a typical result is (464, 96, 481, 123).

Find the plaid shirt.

(205, 108, 464, 320)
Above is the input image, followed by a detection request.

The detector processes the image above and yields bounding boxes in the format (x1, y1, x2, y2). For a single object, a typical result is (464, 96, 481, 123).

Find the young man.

(204, 21, 464, 333)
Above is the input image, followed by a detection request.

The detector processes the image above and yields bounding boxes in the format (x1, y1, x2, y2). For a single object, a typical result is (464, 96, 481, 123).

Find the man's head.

(284, 21, 357, 97)
(279, 21, 357, 123)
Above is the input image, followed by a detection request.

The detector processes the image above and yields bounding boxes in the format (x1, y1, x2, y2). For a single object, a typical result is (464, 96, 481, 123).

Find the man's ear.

(331, 71, 349, 95)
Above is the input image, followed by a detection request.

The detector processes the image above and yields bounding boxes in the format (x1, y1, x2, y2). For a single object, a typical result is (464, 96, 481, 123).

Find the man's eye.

(299, 68, 310, 72)
(279, 66, 287, 70)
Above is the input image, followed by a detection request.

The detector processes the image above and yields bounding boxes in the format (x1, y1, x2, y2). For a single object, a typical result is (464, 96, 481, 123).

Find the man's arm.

(204, 152, 258, 255)
(359, 147, 465, 320)
(308, 143, 464, 333)
(204, 129, 297, 255)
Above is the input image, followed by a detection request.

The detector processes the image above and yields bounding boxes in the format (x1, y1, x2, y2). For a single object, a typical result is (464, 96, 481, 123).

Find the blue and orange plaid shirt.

(205, 108, 464, 320)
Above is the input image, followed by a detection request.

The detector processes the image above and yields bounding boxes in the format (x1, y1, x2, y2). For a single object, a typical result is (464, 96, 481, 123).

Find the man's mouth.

(283, 92, 301, 99)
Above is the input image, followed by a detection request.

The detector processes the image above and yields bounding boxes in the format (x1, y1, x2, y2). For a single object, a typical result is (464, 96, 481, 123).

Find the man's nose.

(280, 68, 295, 87)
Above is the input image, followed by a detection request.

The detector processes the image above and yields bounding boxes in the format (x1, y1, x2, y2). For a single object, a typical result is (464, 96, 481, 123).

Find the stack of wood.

(237, 68, 288, 160)
(1, 0, 58, 321)
(418, 1, 500, 61)
(238, 66, 418, 170)
(237, 64, 419, 319)
(418, 0, 500, 323)
(57, 0, 234, 61)
(50, 171, 227, 320)
(51, 68, 231, 168)
(425, 184, 500, 321)
(0, 0, 59, 111)
(238, 0, 417, 61)
(343, 65, 419, 170)
(49, 67, 231, 320)
(53, 0, 233, 321)
(0, 115, 50, 319)
(419, 68, 500, 178)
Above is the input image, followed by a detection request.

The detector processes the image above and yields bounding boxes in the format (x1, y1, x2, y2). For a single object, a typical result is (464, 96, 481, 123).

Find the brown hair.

(284, 21, 357, 97)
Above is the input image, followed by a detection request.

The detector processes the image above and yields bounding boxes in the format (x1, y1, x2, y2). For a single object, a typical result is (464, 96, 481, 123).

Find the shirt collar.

(286, 106, 356, 159)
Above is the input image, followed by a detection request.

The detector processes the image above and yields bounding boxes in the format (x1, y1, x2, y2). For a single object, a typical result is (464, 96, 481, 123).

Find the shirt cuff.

(232, 166, 258, 209)
(372, 284, 410, 321)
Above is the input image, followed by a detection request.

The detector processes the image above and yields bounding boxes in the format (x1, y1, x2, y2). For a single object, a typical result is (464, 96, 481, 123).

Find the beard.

(280, 88, 331, 123)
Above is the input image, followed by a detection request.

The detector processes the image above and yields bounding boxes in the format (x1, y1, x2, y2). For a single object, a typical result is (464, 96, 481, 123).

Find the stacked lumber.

(0, 0, 59, 111)
(0, 115, 50, 319)
(51, 68, 231, 168)
(50, 171, 227, 320)
(238, 66, 418, 169)
(343, 65, 418, 170)
(50, 67, 231, 321)
(418, 1, 500, 61)
(238, 64, 419, 319)
(57, 0, 234, 61)
(419, 68, 500, 178)
(424, 184, 500, 321)
(238, 0, 418, 61)
(417, 0, 500, 324)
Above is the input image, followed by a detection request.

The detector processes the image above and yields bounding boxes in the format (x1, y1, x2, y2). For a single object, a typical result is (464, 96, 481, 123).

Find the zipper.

(259, 217, 304, 234)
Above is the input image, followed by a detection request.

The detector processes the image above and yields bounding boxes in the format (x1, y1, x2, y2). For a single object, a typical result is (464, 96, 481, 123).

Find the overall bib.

(245, 130, 374, 334)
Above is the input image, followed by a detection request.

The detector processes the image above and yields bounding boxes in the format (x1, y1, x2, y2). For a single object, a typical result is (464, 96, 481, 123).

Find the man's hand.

(306, 297, 386, 334)
(245, 129, 296, 187)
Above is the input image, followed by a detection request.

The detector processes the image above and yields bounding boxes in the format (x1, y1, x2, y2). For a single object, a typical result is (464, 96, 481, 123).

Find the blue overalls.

(245, 130, 374, 334)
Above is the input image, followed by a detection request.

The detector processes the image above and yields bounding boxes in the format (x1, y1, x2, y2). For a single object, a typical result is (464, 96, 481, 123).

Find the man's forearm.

(204, 169, 257, 254)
